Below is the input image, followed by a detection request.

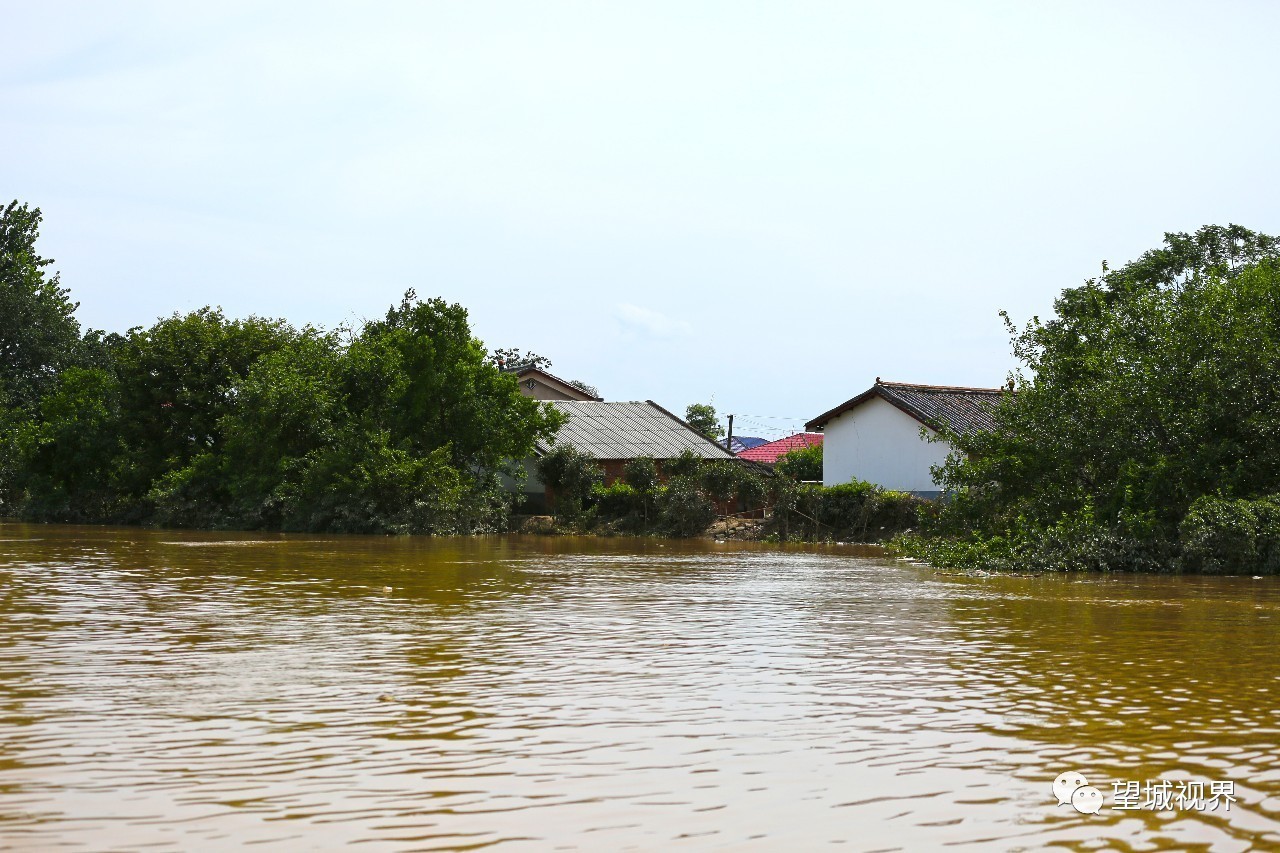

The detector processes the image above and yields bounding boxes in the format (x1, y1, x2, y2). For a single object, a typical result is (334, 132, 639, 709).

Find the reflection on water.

(2, 523, 1279, 851)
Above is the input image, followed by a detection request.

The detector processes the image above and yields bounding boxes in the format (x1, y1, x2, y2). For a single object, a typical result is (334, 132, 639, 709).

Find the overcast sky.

(5, 1, 1278, 438)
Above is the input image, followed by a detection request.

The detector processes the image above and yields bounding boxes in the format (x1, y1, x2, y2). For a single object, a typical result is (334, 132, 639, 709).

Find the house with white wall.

(804, 379, 1005, 497)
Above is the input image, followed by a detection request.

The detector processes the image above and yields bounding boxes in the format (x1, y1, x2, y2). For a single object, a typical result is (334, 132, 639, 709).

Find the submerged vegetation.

(0, 201, 563, 533)
(901, 225, 1280, 573)
(535, 444, 923, 542)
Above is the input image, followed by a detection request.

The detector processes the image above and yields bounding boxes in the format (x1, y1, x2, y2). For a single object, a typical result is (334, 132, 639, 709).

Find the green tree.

(657, 476, 715, 536)
(0, 388, 21, 509)
(700, 460, 739, 503)
(0, 221, 568, 535)
(0, 201, 84, 414)
(665, 448, 704, 478)
(622, 456, 659, 493)
(151, 294, 563, 534)
(13, 367, 124, 521)
(775, 443, 822, 481)
(490, 347, 551, 372)
(926, 224, 1280, 571)
(111, 307, 300, 510)
(684, 402, 722, 441)
(195, 330, 345, 528)
(621, 455, 660, 530)
(568, 379, 599, 398)
(361, 292, 564, 477)
(536, 443, 603, 519)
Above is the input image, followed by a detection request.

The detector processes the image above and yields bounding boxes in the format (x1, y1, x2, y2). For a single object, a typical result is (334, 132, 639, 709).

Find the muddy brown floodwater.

(2, 523, 1280, 851)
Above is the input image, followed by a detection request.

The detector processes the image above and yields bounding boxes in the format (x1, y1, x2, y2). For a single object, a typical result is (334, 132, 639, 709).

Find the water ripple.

(1, 525, 1279, 850)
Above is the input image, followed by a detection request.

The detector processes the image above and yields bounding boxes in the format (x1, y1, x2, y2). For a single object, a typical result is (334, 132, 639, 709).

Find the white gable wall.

(822, 395, 955, 493)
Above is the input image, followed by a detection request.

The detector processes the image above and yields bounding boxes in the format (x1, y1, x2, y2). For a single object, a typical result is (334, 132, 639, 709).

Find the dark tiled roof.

(738, 432, 823, 463)
(806, 381, 1005, 436)
(536, 401, 737, 460)
(724, 435, 768, 453)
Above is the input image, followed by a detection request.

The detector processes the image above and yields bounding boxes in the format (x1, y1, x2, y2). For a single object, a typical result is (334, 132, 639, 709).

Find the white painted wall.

(821, 395, 955, 494)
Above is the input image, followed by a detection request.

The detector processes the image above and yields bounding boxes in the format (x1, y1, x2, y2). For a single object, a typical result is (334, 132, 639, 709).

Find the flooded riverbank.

(2, 523, 1279, 850)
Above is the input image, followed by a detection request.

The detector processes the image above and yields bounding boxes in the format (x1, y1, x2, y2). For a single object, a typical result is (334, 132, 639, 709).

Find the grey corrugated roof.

(535, 401, 737, 460)
(806, 381, 1005, 436)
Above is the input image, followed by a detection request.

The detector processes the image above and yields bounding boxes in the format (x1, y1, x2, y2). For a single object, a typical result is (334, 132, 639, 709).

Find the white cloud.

(613, 303, 691, 339)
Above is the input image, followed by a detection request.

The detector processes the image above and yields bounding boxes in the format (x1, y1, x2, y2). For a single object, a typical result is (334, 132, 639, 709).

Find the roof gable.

(806, 380, 1005, 436)
(511, 366, 601, 401)
(536, 400, 737, 460)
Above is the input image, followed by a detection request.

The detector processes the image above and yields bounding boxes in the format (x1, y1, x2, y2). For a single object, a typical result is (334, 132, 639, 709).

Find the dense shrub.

(536, 443, 603, 519)
(623, 456, 659, 493)
(665, 448, 703, 478)
(1179, 495, 1280, 574)
(700, 460, 740, 503)
(657, 476, 717, 537)
(593, 480, 642, 527)
(775, 443, 822, 481)
(770, 481, 824, 539)
(770, 478, 924, 542)
(917, 225, 1280, 572)
(733, 464, 769, 508)
(587, 455, 768, 537)
(815, 480, 878, 536)
(895, 504, 1177, 573)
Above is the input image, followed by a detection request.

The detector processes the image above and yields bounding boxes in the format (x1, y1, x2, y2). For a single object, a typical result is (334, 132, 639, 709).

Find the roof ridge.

(753, 431, 818, 446)
(877, 379, 1004, 394)
(807, 381, 1005, 432)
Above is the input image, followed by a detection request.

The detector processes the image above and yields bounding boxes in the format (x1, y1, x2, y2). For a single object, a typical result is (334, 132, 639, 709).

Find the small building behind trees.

(805, 380, 1003, 498)
(514, 400, 736, 510)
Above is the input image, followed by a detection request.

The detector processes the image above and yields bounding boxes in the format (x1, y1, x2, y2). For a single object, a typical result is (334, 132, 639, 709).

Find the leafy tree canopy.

(685, 402, 722, 441)
(361, 291, 565, 474)
(775, 443, 822, 482)
(929, 224, 1280, 571)
(0, 201, 83, 412)
(1, 209, 566, 535)
(568, 379, 599, 398)
(490, 347, 551, 372)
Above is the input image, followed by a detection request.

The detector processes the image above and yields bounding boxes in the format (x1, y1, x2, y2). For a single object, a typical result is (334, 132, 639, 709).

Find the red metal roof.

(737, 432, 823, 463)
